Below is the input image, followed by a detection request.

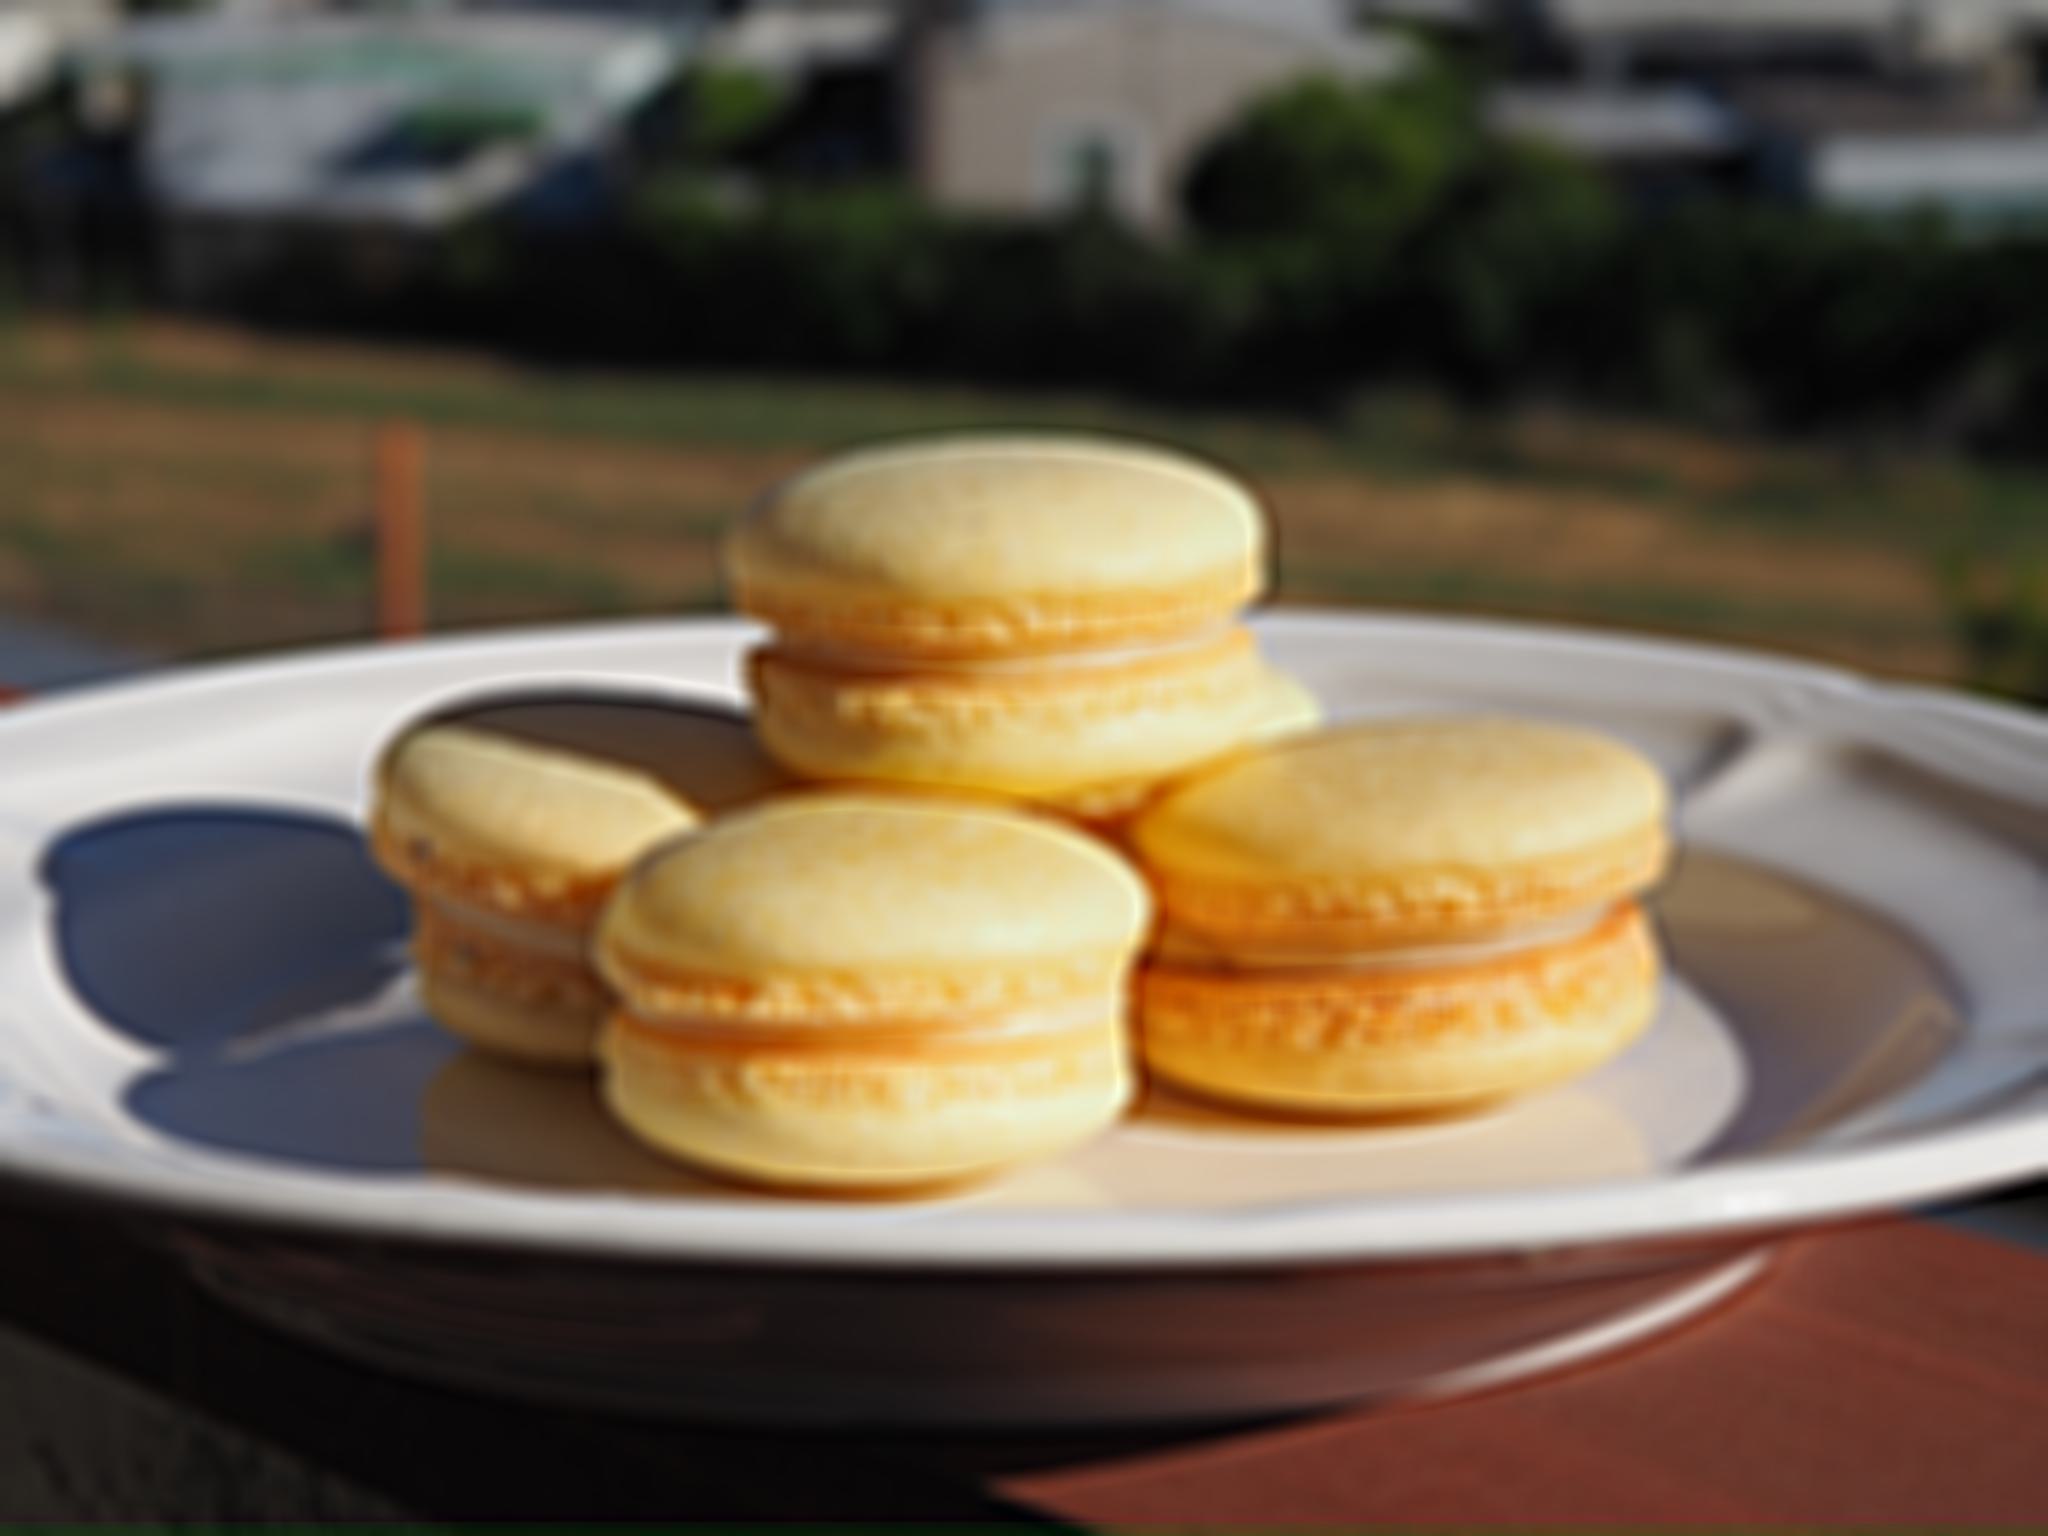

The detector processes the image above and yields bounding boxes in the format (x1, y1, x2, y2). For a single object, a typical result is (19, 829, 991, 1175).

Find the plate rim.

(0, 608, 2041, 1272)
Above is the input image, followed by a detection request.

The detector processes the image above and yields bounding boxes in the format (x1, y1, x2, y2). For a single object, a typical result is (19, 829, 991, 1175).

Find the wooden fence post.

(374, 421, 427, 640)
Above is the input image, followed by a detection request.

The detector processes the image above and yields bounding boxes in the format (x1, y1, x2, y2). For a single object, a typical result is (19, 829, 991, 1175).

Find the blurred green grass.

(0, 317, 2039, 681)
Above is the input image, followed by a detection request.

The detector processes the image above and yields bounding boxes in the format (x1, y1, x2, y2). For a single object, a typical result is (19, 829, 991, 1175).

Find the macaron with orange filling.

(1129, 717, 1672, 1116)
(593, 792, 1150, 1192)
(728, 434, 1319, 819)
(371, 694, 788, 1067)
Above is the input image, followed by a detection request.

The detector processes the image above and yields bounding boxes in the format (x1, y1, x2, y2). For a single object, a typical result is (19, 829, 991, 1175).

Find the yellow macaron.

(728, 433, 1320, 812)
(371, 693, 789, 1067)
(727, 433, 1265, 658)
(750, 627, 1320, 820)
(593, 791, 1150, 1192)
(1129, 717, 1672, 1115)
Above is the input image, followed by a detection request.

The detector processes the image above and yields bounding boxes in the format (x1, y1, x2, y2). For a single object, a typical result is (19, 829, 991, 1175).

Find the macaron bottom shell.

(749, 632, 1318, 813)
(1136, 905, 1661, 1118)
(418, 966, 603, 1069)
(599, 1011, 1133, 1193)
(412, 901, 608, 1068)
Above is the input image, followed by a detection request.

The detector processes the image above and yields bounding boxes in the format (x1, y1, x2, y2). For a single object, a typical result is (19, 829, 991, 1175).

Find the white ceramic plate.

(0, 612, 2040, 1424)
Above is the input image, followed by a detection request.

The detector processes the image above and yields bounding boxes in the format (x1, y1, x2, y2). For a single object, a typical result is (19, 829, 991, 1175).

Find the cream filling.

(769, 624, 1239, 677)
(423, 895, 589, 962)
(1155, 905, 1617, 975)
(618, 993, 1116, 1045)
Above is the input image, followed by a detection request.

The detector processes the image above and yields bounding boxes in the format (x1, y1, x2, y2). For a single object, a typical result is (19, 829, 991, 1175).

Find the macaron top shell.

(373, 697, 788, 923)
(597, 792, 1152, 1024)
(726, 435, 1265, 657)
(1132, 717, 1671, 949)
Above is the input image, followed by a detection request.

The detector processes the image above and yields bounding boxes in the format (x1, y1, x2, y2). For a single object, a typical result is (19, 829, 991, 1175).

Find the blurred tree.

(1180, 53, 1620, 401)
(1181, 66, 1468, 394)
(1182, 66, 1476, 264)
(622, 65, 791, 186)
(935, 212, 1240, 393)
(623, 179, 946, 368)
(1402, 134, 1621, 397)
(1940, 552, 2048, 704)
(686, 67, 790, 161)
(739, 184, 947, 365)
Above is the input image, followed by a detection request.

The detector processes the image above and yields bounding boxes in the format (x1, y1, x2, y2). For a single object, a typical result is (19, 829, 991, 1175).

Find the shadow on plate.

(127, 1017, 455, 1174)
(41, 803, 437, 1172)
(36, 801, 755, 1187)
(40, 804, 410, 1056)
(420, 1050, 730, 1197)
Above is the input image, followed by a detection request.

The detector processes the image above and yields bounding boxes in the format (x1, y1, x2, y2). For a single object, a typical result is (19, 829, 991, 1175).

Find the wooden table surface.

(0, 1189, 2041, 1524)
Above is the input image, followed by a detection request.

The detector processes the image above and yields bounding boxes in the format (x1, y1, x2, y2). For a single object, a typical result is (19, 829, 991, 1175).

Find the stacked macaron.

(1128, 718, 1671, 1115)
(371, 696, 787, 1066)
(727, 435, 1319, 820)
(595, 794, 1150, 1191)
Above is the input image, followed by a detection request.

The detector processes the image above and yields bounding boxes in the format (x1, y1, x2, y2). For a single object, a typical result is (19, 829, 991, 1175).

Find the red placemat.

(999, 1222, 2048, 1527)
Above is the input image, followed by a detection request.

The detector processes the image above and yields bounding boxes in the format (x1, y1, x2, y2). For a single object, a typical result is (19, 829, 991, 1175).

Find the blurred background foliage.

(3, 32, 2048, 697)
(8, 34, 2046, 436)
(348, 50, 2048, 456)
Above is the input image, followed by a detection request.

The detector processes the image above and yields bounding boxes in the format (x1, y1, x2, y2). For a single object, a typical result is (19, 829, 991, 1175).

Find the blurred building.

(1488, 83, 1749, 200)
(1740, 79, 2048, 225)
(704, 0, 897, 78)
(77, 9, 681, 299)
(1370, 0, 2048, 222)
(0, 0, 117, 112)
(1514, 0, 2048, 88)
(907, 0, 1411, 232)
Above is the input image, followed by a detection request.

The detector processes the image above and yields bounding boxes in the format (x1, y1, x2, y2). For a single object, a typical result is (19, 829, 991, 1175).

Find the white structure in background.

(0, 0, 117, 110)
(1815, 123, 2048, 220)
(0, 12, 58, 108)
(1379, 0, 2048, 222)
(1539, 0, 2048, 80)
(98, 11, 677, 227)
(1490, 84, 1745, 164)
(82, 10, 681, 295)
(705, 0, 899, 78)
(1736, 81, 2048, 225)
(910, 0, 1411, 234)
(1534, 2, 2048, 224)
